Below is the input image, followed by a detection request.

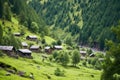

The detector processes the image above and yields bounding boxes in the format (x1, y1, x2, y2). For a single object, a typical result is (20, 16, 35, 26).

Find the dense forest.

(29, 0, 120, 50)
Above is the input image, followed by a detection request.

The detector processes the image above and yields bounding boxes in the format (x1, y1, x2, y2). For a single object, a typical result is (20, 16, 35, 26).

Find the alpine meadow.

(0, 0, 120, 80)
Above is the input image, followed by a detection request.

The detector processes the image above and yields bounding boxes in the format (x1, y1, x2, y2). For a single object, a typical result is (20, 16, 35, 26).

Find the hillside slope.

(0, 0, 49, 35)
(29, 0, 120, 50)
(0, 53, 101, 80)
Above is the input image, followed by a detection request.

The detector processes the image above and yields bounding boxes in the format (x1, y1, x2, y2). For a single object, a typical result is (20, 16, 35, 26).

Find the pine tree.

(3, 2, 11, 21)
(101, 23, 120, 80)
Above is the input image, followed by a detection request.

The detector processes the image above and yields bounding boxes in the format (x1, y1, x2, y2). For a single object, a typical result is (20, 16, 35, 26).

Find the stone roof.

(14, 33, 21, 36)
(54, 45, 62, 49)
(80, 51, 87, 54)
(27, 35, 37, 39)
(45, 46, 50, 49)
(0, 46, 14, 51)
(30, 45, 40, 49)
(21, 42, 28, 47)
(18, 49, 32, 54)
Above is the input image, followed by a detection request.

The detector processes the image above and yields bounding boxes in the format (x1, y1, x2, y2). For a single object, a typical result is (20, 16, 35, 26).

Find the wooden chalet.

(30, 45, 41, 52)
(44, 46, 52, 53)
(0, 46, 16, 56)
(18, 49, 32, 58)
(26, 35, 37, 41)
(80, 51, 87, 57)
(13, 33, 21, 36)
(21, 42, 28, 49)
(54, 45, 62, 50)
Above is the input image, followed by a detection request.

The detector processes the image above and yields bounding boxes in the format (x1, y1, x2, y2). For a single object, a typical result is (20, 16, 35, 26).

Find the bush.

(54, 68, 64, 76)
(0, 51, 3, 57)
(41, 39, 46, 44)
(72, 50, 80, 66)
(49, 56, 53, 61)
(82, 60, 87, 66)
(53, 50, 59, 59)
(113, 74, 120, 80)
(57, 39, 62, 45)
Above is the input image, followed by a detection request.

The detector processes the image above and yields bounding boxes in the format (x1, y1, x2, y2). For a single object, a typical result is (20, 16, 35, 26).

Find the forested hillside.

(0, 0, 48, 35)
(1, 0, 120, 80)
(29, 0, 120, 50)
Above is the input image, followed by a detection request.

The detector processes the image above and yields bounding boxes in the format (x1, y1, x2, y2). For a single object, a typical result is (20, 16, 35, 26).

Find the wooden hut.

(44, 46, 52, 53)
(21, 42, 28, 49)
(13, 33, 21, 36)
(54, 45, 62, 50)
(26, 35, 37, 41)
(18, 49, 32, 58)
(80, 51, 87, 57)
(30, 45, 41, 52)
(0, 46, 16, 56)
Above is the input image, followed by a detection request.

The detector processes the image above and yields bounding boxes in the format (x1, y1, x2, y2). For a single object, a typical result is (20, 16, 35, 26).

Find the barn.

(0, 46, 16, 56)
(26, 35, 37, 41)
(18, 49, 32, 58)
(30, 45, 41, 52)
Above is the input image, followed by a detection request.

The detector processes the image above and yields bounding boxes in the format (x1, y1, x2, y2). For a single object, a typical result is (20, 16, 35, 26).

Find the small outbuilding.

(44, 46, 52, 53)
(0, 46, 16, 56)
(18, 49, 32, 58)
(30, 45, 41, 52)
(13, 33, 21, 36)
(21, 42, 28, 49)
(80, 51, 87, 57)
(54, 45, 62, 50)
(26, 35, 37, 41)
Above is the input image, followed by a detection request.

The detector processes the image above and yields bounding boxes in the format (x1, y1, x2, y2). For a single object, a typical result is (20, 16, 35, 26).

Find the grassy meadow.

(0, 18, 101, 80)
(0, 53, 101, 80)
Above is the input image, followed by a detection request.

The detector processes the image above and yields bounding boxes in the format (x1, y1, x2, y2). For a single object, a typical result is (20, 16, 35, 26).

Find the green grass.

(45, 36, 56, 45)
(0, 19, 56, 45)
(0, 53, 101, 80)
(0, 17, 101, 80)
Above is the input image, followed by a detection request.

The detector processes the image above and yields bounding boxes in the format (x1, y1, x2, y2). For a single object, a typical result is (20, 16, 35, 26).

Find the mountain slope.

(29, 0, 120, 50)
(0, 53, 101, 80)
(0, 0, 49, 35)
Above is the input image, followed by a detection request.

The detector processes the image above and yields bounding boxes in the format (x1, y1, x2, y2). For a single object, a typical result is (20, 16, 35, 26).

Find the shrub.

(82, 60, 87, 66)
(0, 51, 3, 57)
(41, 39, 46, 44)
(49, 56, 53, 61)
(113, 74, 120, 80)
(54, 68, 64, 76)
(53, 50, 59, 59)
(72, 50, 80, 66)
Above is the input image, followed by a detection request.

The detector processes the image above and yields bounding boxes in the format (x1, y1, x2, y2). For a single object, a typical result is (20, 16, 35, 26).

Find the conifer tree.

(101, 23, 120, 80)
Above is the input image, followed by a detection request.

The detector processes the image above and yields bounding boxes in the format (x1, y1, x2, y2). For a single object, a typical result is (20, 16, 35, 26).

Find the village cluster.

(0, 32, 63, 58)
(0, 32, 97, 59)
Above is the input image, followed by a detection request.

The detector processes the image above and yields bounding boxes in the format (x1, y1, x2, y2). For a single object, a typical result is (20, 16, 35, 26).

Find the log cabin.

(30, 45, 41, 52)
(18, 49, 32, 58)
(26, 35, 37, 41)
(0, 46, 16, 56)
